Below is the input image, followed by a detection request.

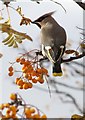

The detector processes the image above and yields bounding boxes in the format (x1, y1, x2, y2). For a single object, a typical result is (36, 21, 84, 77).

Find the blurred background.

(0, 0, 84, 118)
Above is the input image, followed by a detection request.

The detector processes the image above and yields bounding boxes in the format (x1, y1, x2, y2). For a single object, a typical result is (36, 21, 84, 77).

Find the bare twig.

(71, 61, 85, 68)
(76, 26, 85, 31)
(38, 52, 85, 64)
(50, 0, 66, 13)
(74, 1, 85, 10)
(34, 85, 83, 113)
(65, 63, 85, 76)
(55, 90, 83, 113)
(62, 52, 85, 63)
(49, 79, 85, 91)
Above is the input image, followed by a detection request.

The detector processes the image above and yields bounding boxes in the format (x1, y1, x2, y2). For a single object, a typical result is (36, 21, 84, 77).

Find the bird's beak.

(31, 20, 41, 28)
(31, 21, 36, 24)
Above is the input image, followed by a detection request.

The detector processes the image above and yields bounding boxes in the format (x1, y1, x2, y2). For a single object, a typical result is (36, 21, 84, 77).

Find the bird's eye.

(38, 17, 44, 22)
(38, 15, 48, 22)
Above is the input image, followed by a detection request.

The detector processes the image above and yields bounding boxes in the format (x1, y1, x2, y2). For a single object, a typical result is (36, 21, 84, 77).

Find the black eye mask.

(32, 11, 55, 28)
(36, 15, 48, 22)
(35, 23, 41, 28)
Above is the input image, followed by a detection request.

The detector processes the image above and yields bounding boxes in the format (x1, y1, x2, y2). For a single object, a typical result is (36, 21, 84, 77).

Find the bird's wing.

(56, 45, 64, 62)
(45, 46, 56, 63)
(45, 45, 65, 63)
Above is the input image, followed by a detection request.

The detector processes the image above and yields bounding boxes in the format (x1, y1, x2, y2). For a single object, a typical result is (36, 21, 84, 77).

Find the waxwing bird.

(32, 11, 67, 76)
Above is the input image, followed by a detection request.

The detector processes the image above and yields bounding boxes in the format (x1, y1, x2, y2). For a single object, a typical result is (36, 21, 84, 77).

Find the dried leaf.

(16, 6, 22, 16)
(13, 41, 18, 48)
(74, 51, 79, 56)
(20, 17, 32, 26)
(0, 21, 32, 48)
(65, 50, 79, 56)
(65, 50, 75, 54)
(2, 34, 13, 43)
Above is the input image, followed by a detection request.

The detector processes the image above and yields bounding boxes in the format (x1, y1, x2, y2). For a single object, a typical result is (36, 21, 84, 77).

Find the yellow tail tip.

(53, 72, 63, 77)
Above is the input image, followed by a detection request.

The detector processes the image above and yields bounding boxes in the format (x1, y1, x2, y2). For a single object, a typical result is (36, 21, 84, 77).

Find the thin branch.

(70, 61, 85, 68)
(55, 90, 83, 113)
(38, 52, 85, 64)
(76, 26, 85, 31)
(49, 79, 85, 91)
(66, 63, 85, 76)
(62, 52, 85, 63)
(74, 1, 85, 10)
(50, 0, 66, 13)
(34, 85, 83, 113)
(50, 82, 83, 114)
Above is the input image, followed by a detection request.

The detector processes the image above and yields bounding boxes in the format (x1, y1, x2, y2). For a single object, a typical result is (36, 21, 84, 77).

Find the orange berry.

(38, 79, 44, 84)
(25, 114, 32, 118)
(27, 82, 33, 88)
(35, 72, 40, 77)
(8, 66, 13, 72)
(10, 106, 17, 113)
(24, 73, 28, 78)
(15, 78, 20, 84)
(22, 65, 26, 70)
(8, 72, 14, 76)
(6, 109, 11, 114)
(41, 114, 47, 119)
(32, 114, 40, 118)
(11, 114, 17, 118)
(36, 76, 42, 81)
(31, 71, 37, 76)
(10, 93, 17, 100)
(22, 67, 28, 73)
(36, 68, 42, 74)
(16, 57, 21, 63)
(3, 103, 10, 108)
(32, 78, 37, 83)
(25, 107, 32, 118)
(27, 66, 33, 71)
(30, 108, 35, 113)
(25, 60, 31, 66)
(17, 79, 24, 86)
(20, 58, 25, 65)
(27, 75, 32, 80)
(18, 85, 23, 89)
(6, 112, 11, 118)
(23, 83, 29, 89)
(25, 107, 31, 114)
(41, 68, 48, 75)
(0, 104, 4, 110)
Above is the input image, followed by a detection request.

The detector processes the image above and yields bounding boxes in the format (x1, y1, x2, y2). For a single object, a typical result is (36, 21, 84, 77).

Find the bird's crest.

(32, 11, 56, 24)
(41, 11, 56, 18)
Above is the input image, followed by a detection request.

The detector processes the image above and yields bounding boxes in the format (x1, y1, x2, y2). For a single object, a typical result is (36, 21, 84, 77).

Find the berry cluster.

(8, 66, 14, 76)
(0, 93, 47, 119)
(8, 55, 48, 90)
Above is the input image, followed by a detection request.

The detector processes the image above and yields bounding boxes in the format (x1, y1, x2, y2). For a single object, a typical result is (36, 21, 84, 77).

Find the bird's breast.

(40, 31, 54, 46)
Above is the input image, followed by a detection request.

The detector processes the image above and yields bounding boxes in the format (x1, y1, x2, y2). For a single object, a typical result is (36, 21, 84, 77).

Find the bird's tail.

(52, 62, 62, 76)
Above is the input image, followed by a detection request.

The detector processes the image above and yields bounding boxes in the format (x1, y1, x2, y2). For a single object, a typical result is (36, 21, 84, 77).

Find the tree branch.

(49, 79, 85, 91)
(34, 85, 83, 113)
(74, 1, 85, 10)
(70, 61, 85, 68)
(56, 90, 83, 114)
(62, 52, 85, 63)
(38, 52, 85, 64)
